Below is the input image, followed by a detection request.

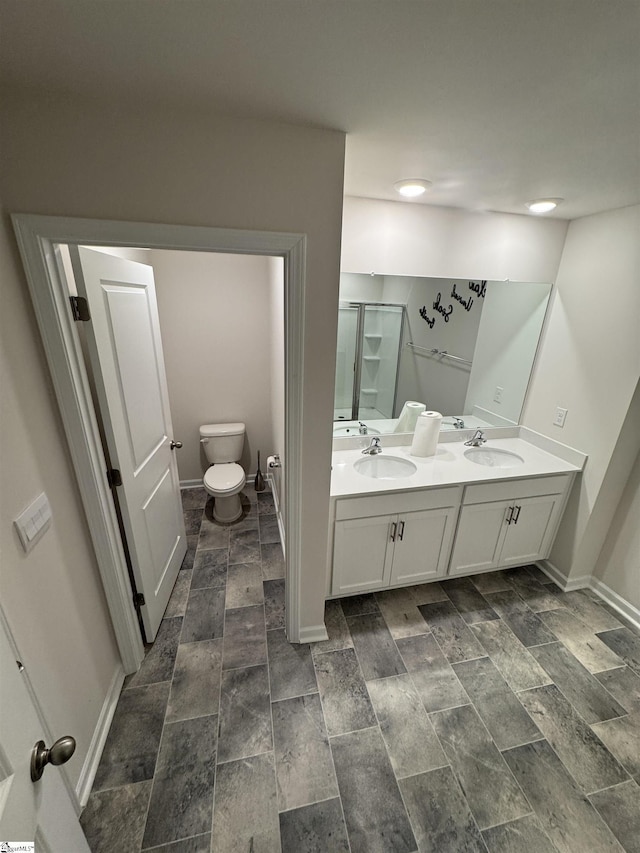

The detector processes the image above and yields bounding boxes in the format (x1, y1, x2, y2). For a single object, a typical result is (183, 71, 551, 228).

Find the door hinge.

(106, 468, 123, 488)
(69, 295, 91, 321)
(133, 592, 146, 608)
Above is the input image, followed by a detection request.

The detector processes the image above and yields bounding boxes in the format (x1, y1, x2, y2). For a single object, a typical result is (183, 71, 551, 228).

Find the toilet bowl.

(199, 422, 246, 523)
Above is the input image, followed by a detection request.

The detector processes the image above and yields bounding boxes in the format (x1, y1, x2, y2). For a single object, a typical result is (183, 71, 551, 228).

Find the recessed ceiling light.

(394, 179, 432, 198)
(525, 198, 564, 214)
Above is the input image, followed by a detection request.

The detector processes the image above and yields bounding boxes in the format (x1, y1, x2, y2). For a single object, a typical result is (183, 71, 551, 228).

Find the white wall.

(339, 272, 384, 302)
(466, 281, 551, 424)
(150, 250, 275, 482)
(594, 444, 640, 611)
(0, 205, 121, 790)
(398, 277, 483, 416)
(523, 205, 640, 585)
(0, 89, 344, 777)
(381, 276, 414, 304)
(342, 196, 568, 282)
(591, 378, 640, 610)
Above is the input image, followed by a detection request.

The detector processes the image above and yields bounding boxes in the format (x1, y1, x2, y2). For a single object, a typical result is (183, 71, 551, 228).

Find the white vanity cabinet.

(448, 474, 571, 576)
(331, 487, 461, 596)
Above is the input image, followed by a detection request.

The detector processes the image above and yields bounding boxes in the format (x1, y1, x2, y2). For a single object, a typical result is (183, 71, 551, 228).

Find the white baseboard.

(276, 517, 286, 560)
(76, 664, 125, 807)
(266, 472, 286, 559)
(589, 578, 640, 631)
(180, 479, 203, 489)
(536, 560, 591, 591)
(537, 560, 640, 631)
(297, 624, 329, 644)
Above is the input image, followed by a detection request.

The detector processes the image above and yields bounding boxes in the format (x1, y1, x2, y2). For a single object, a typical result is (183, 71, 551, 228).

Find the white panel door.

(500, 495, 561, 566)
(448, 500, 512, 575)
(332, 514, 395, 595)
(389, 507, 457, 586)
(70, 247, 186, 641)
(0, 611, 89, 851)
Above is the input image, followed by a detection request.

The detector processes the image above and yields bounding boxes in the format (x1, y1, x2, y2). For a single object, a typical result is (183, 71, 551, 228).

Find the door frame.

(12, 214, 307, 672)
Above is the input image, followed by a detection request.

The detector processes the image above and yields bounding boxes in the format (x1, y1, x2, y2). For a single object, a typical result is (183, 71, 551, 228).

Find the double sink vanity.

(327, 430, 586, 598)
(329, 272, 586, 600)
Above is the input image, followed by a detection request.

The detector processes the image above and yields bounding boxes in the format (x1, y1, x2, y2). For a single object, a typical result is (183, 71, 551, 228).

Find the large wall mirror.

(334, 273, 552, 436)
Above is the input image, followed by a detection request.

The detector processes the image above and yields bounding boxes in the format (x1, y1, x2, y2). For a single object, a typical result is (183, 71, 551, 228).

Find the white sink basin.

(334, 425, 381, 437)
(464, 447, 525, 468)
(354, 455, 417, 479)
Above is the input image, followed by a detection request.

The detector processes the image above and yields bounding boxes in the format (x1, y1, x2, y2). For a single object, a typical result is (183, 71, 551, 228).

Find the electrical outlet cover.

(554, 407, 568, 427)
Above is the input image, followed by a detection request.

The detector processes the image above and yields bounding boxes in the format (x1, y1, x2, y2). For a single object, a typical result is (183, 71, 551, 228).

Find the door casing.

(12, 214, 307, 672)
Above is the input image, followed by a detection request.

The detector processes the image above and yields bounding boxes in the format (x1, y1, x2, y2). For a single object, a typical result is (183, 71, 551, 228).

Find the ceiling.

(1, 1, 639, 219)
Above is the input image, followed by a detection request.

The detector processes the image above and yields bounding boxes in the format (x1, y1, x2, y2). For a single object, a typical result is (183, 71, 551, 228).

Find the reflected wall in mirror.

(333, 273, 552, 435)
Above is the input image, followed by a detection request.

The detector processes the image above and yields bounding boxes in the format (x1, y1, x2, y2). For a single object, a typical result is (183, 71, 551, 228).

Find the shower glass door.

(334, 305, 358, 419)
(334, 302, 404, 422)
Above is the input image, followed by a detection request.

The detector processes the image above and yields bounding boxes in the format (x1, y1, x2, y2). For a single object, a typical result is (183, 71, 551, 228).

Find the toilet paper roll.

(394, 400, 426, 433)
(266, 455, 281, 469)
(409, 411, 442, 457)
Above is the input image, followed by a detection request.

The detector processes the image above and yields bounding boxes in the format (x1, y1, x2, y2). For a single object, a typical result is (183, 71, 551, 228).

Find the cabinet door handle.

(390, 522, 397, 542)
(506, 506, 514, 525)
(513, 505, 521, 524)
(398, 520, 405, 541)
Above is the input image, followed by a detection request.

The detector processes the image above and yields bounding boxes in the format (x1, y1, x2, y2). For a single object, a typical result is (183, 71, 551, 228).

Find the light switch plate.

(14, 492, 52, 553)
(494, 386, 504, 403)
(554, 407, 568, 428)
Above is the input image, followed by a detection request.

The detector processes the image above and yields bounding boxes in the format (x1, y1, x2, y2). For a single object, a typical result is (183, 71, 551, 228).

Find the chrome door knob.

(31, 735, 76, 782)
(170, 440, 183, 450)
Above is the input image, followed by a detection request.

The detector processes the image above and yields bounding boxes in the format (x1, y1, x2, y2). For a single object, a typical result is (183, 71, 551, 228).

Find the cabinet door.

(500, 494, 562, 566)
(448, 500, 512, 575)
(389, 507, 458, 586)
(332, 513, 395, 595)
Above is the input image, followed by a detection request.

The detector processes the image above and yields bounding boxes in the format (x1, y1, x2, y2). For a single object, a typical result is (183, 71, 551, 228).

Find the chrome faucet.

(464, 429, 487, 447)
(443, 416, 465, 429)
(361, 436, 382, 455)
(358, 421, 368, 435)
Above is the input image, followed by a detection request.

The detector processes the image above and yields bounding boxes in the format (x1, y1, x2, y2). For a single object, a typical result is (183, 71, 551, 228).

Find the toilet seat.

(204, 463, 245, 495)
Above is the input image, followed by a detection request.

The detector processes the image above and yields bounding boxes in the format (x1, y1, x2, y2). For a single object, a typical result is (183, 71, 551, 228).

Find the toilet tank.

(200, 423, 245, 464)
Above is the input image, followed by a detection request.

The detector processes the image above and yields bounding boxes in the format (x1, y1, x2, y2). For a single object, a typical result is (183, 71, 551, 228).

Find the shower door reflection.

(334, 302, 404, 422)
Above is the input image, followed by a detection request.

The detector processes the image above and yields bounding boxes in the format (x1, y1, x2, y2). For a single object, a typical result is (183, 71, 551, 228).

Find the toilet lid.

(204, 463, 245, 494)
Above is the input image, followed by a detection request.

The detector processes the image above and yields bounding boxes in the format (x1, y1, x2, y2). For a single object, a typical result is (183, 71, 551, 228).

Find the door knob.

(31, 735, 76, 782)
(170, 440, 183, 450)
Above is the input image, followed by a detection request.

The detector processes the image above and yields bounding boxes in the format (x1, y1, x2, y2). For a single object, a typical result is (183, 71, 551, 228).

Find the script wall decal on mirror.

(333, 272, 551, 437)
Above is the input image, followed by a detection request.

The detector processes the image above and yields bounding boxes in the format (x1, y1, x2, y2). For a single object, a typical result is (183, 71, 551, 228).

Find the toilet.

(199, 422, 246, 523)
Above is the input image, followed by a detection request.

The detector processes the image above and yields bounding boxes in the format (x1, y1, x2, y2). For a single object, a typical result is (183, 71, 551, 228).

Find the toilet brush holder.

(255, 451, 265, 492)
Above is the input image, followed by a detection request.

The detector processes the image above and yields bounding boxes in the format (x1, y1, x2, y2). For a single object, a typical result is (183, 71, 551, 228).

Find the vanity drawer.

(335, 486, 462, 521)
(463, 474, 571, 505)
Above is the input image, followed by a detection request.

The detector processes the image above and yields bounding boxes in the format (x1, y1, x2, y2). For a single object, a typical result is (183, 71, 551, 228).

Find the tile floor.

(80, 483, 640, 853)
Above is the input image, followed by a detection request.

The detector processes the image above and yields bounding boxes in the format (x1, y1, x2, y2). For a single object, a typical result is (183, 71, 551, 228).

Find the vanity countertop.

(331, 435, 585, 499)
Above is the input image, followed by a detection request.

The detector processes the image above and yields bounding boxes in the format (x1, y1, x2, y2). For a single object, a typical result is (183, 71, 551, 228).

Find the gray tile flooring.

(81, 485, 640, 852)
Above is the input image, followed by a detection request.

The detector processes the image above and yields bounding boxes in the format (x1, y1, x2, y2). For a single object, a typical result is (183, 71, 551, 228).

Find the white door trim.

(12, 214, 307, 671)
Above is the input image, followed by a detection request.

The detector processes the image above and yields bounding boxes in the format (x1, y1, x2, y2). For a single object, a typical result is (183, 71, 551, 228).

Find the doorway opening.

(13, 214, 307, 673)
(57, 243, 286, 649)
